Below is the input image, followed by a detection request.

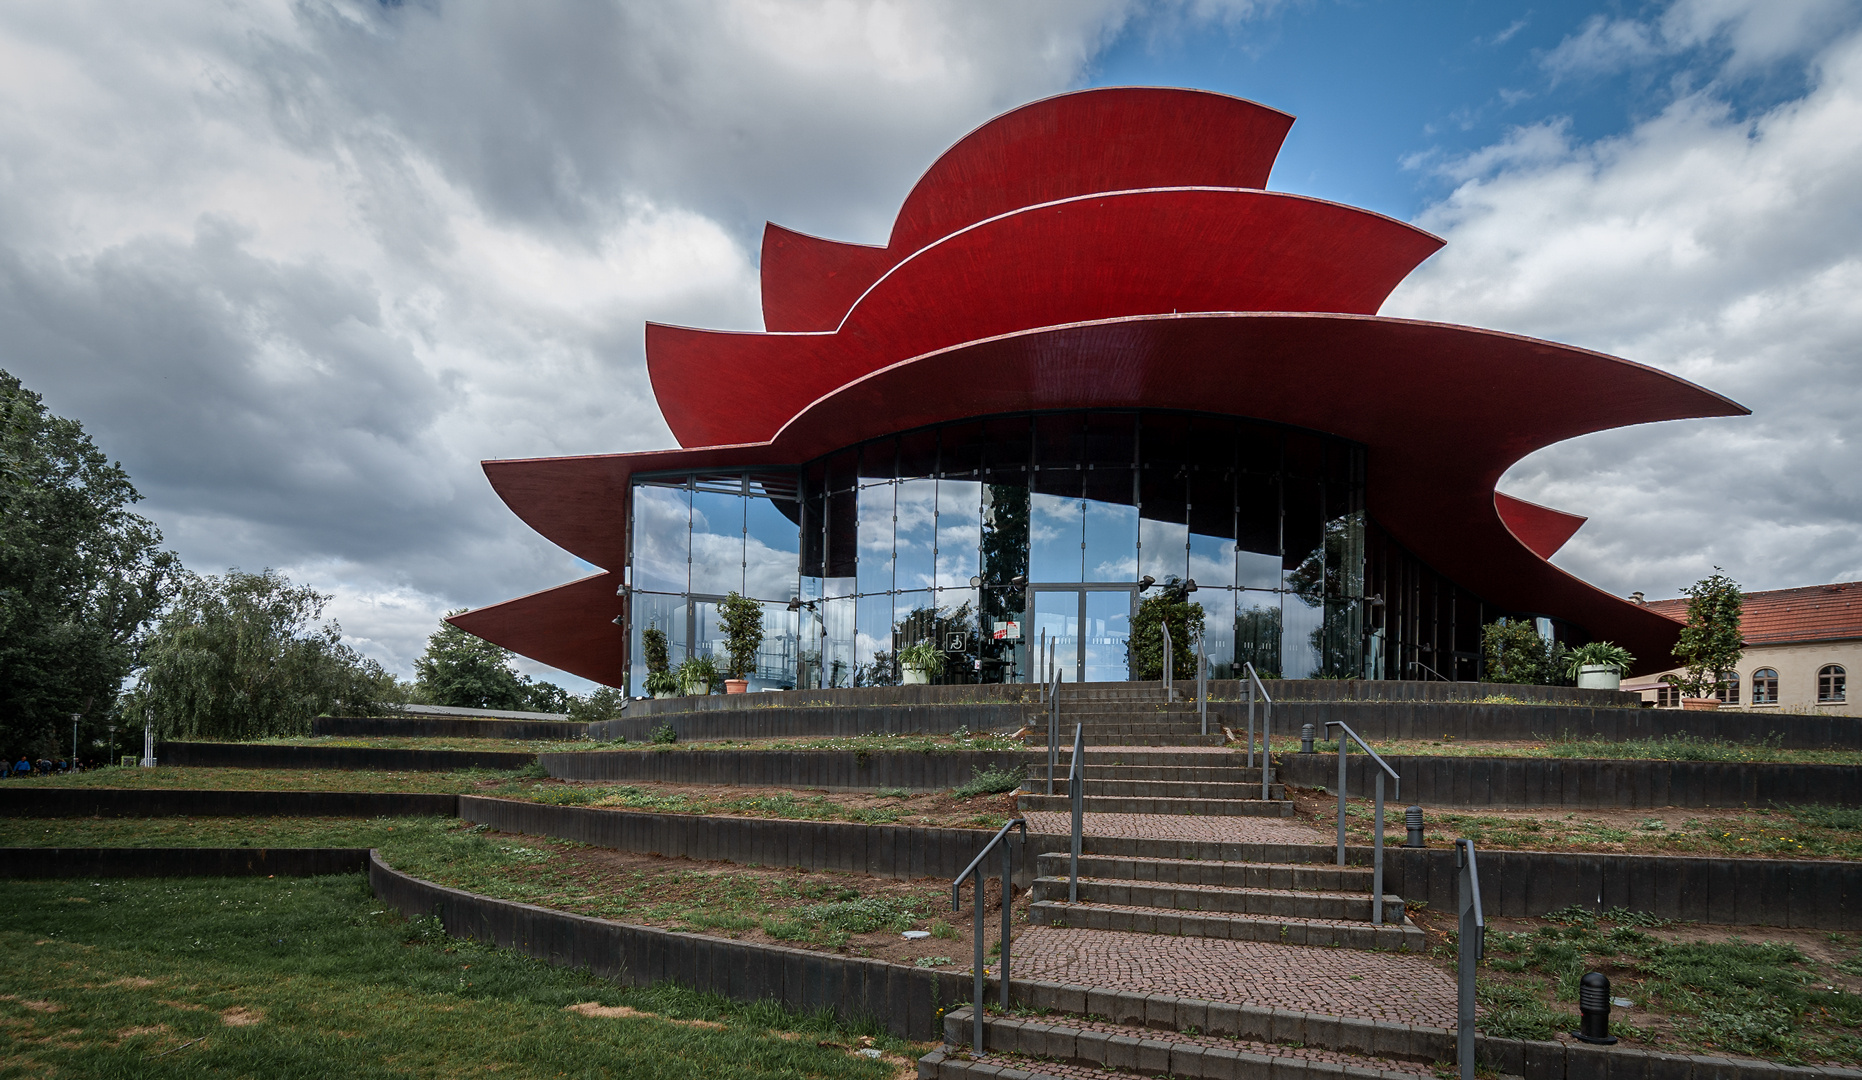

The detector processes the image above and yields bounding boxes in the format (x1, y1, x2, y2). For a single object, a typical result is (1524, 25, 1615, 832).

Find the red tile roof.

(1639, 580, 1862, 645)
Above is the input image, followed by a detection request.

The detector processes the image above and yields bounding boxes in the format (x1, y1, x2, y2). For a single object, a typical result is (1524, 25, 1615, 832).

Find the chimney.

(1629, 591, 1645, 605)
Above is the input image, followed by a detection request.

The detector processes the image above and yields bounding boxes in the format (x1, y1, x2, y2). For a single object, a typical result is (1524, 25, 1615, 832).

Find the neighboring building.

(1626, 582, 1859, 717)
(453, 88, 1747, 692)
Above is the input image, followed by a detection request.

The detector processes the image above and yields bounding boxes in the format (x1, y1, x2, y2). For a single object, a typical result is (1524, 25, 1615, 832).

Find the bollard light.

(1574, 971, 1617, 1045)
(1300, 723, 1315, 753)
(1404, 806, 1426, 848)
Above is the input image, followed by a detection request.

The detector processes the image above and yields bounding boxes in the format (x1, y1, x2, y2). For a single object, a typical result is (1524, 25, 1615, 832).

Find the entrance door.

(1027, 586, 1135, 683)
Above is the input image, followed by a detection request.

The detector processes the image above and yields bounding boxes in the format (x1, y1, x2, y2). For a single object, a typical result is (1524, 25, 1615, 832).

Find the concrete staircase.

(1024, 682, 1226, 747)
(1016, 750, 1290, 816)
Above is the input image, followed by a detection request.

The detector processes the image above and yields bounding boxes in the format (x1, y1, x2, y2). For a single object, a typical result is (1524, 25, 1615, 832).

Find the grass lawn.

(1308, 795, 1862, 860)
(3, 764, 534, 793)
(1452, 908, 1862, 1063)
(228, 731, 1031, 754)
(0, 873, 917, 1079)
(1303, 734, 1862, 766)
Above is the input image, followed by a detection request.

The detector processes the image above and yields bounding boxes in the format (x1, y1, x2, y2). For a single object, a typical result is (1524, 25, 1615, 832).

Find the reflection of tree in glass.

(1283, 511, 1365, 678)
(886, 599, 983, 684)
(1129, 579, 1204, 681)
(978, 484, 1030, 678)
(1233, 601, 1282, 678)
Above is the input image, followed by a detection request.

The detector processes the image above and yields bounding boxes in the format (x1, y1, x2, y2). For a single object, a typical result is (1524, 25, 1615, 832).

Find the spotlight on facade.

(1139, 575, 1155, 591)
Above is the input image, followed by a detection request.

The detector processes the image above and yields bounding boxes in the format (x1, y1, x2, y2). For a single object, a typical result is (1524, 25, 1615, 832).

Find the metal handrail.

(1045, 666, 1061, 794)
(951, 816, 1029, 1052)
(1409, 659, 1448, 682)
(1066, 721, 1084, 903)
(1322, 720, 1401, 924)
(1243, 662, 1273, 800)
(1456, 839, 1485, 1080)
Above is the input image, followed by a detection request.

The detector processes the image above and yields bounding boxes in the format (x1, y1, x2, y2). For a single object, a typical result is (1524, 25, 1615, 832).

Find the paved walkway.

(1003, 926, 1456, 1028)
(1022, 810, 1327, 845)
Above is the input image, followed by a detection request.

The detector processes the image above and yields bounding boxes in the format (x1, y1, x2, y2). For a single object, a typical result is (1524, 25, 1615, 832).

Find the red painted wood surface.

(448, 572, 626, 688)
(1495, 492, 1588, 559)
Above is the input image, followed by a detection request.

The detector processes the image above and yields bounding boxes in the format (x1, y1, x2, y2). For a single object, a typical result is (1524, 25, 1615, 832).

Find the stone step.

(1034, 852, 1373, 892)
(1026, 899, 1427, 951)
(1029, 875, 1405, 922)
(1023, 733, 1226, 747)
(1016, 794, 1293, 816)
(1019, 763, 1273, 782)
(1019, 778, 1287, 800)
(1050, 749, 1252, 766)
(925, 1009, 1437, 1080)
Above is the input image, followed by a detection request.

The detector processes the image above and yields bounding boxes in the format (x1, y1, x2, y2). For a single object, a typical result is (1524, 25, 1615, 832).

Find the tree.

(414, 615, 533, 710)
(1480, 618, 1572, 685)
(718, 591, 764, 679)
(1, 369, 179, 753)
(125, 569, 398, 740)
(1128, 578, 1204, 681)
(1665, 569, 1744, 699)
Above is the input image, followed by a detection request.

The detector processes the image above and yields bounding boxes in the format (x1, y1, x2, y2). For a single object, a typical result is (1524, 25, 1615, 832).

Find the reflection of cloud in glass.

(745, 536, 796, 601)
(1093, 556, 1138, 579)
(689, 529, 742, 594)
(631, 486, 689, 592)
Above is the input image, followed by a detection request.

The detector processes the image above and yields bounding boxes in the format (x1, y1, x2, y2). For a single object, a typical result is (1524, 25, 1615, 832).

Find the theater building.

(453, 87, 1746, 693)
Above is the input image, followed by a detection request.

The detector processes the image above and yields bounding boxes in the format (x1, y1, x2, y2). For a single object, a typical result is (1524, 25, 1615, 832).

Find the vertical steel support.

(1197, 639, 1208, 735)
(1372, 770, 1386, 924)
(1261, 693, 1272, 802)
(1457, 840, 1485, 1080)
(1037, 628, 1046, 691)
(1068, 722, 1084, 903)
(1046, 669, 1059, 795)
(1336, 737, 1348, 867)
(1245, 673, 1256, 768)
(1161, 622, 1172, 700)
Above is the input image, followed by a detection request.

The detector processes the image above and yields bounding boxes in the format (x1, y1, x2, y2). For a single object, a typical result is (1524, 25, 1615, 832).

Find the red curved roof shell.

(458, 87, 1747, 686)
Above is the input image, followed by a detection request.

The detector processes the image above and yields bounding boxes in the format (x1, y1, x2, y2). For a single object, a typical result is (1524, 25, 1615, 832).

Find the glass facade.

(627, 411, 1380, 691)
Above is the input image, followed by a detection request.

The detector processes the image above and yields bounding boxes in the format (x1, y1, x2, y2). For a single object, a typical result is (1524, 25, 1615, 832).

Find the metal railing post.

(1261, 684, 1272, 802)
(1037, 628, 1046, 691)
(1245, 669, 1255, 767)
(1046, 667, 1060, 794)
(1323, 720, 1401, 903)
(1335, 735, 1348, 866)
(972, 862, 985, 1046)
(1457, 839, 1485, 1080)
(1068, 721, 1084, 903)
(1000, 831, 1013, 1007)
(1373, 770, 1385, 924)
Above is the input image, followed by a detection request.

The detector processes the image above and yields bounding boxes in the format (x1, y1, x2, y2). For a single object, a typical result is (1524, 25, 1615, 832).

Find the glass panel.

(691, 599, 725, 685)
(1187, 466, 1236, 590)
(1281, 591, 1323, 679)
(856, 484, 894, 596)
(824, 489, 858, 587)
(630, 484, 690, 594)
(1318, 598, 1363, 678)
(893, 589, 937, 654)
(630, 592, 684, 693)
(1084, 481, 1138, 583)
(1197, 588, 1237, 679)
(934, 585, 986, 683)
(855, 593, 895, 685)
(819, 595, 856, 688)
(935, 480, 983, 589)
(1030, 493, 1084, 583)
(894, 479, 938, 592)
(690, 488, 745, 596)
(1234, 590, 1283, 677)
(745, 494, 800, 602)
(1084, 589, 1134, 683)
(1139, 512, 1187, 583)
(749, 600, 797, 691)
(1031, 590, 1082, 683)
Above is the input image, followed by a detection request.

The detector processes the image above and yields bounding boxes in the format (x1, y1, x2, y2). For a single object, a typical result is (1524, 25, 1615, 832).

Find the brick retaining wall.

(539, 748, 1026, 790)
(0, 787, 459, 818)
(587, 703, 1029, 743)
(0, 846, 370, 878)
(315, 716, 588, 740)
(163, 742, 537, 773)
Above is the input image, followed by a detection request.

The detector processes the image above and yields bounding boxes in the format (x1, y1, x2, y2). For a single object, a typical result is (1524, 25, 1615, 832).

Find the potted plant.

(897, 639, 945, 685)
(1565, 641, 1635, 690)
(718, 591, 765, 695)
(1662, 569, 1744, 710)
(676, 655, 717, 697)
(643, 669, 680, 699)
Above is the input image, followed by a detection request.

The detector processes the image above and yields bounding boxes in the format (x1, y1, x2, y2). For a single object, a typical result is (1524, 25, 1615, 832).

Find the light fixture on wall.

(1138, 575, 1155, 590)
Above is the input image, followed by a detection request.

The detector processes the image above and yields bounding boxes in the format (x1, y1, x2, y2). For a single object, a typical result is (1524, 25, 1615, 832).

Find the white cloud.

(1388, 17, 1862, 600)
(1540, 0, 1855, 79)
(0, 0, 1144, 686)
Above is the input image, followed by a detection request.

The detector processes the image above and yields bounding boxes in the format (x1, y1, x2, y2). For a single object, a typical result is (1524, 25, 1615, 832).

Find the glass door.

(1027, 586, 1136, 683)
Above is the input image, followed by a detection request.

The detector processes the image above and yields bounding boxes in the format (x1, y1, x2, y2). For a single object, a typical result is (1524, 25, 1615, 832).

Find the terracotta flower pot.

(1681, 696, 1720, 711)
(724, 678, 749, 695)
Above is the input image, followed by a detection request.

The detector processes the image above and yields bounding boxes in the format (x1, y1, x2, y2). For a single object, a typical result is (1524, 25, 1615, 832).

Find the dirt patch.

(0, 997, 61, 1013)
(565, 1002, 724, 1029)
(105, 977, 159, 989)
(220, 1006, 263, 1026)
(116, 1024, 170, 1039)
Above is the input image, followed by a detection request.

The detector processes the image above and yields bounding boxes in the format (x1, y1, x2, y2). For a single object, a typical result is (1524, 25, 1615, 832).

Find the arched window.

(1820, 665, 1847, 703)
(1716, 671, 1740, 705)
(1751, 668, 1779, 705)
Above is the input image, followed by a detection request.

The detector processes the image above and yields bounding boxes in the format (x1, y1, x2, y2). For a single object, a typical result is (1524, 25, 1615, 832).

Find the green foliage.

(641, 625, 670, 674)
(651, 721, 678, 745)
(0, 369, 180, 753)
(952, 763, 1024, 798)
(524, 680, 572, 713)
(642, 670, 680, 696)
(1475, 981, 1566, 1040)
(718, 591, 764, 679)
(1665, 570, 1744, 698)
(125, 569, 398, 740)
(1481, 619, 1570, 685)
(1128, 578, 1204, 681)
(676, 655, 717, 694)
(414, 615, 532, 710)
(1566, 640, 1635, 677)
(897, 638, 946, 676)
(567, 686, 629, 721)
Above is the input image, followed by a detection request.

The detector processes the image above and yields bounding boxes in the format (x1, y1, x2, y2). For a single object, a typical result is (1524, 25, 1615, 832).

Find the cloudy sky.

(3, 0, 1857, 687)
